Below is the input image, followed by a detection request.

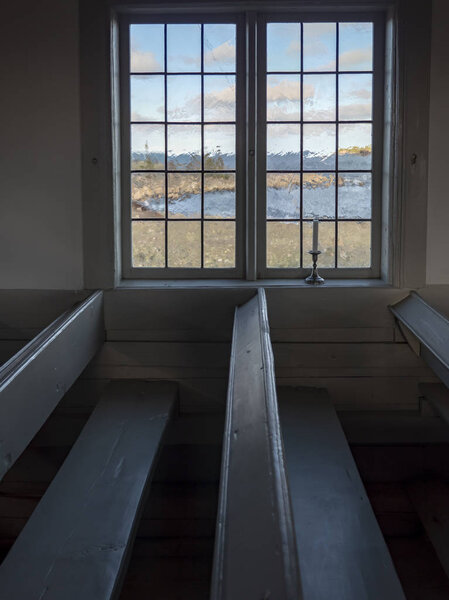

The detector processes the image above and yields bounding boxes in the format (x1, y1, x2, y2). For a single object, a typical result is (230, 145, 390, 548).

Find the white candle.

(312, 218, 319, 252)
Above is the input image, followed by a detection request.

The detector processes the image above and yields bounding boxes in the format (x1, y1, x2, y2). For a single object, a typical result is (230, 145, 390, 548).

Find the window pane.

(267, 222, 300, 268)
(204, 24, 236, 73)
(204, 221, 235, 267)
(204, 173, 235, 218)
(303, 74, 336, 121)
(267, 173, 300, 219)
(303, 173, 335, 219)
(167, 24, 201, 72)
(338, 123, 372, 169)
(168, 173, 201, 218)
(339, 74, 372, 121)
(303, 23, 336, 72)
(303, 123, 336, 170)
(338, 173, 371, 219)
(303, 220, 335, 267)
(168, 221, 201, 267)
(130, 75, 164, 122)
(339, 23, 373, 71)
(167, 125, 201, 170)
(267, 23, 301, 72)
(204, 75, 236, 122)
(130, 24, 164, 73)
(132, 173, 165, 218)
(132, 221, 165, 267)
(267, 124, 301, 170)
(167, 75, 201, 122)
(204, 125, 235, 170)
(338, 221, 371, 267)
(131, 124, 165, 170)
(267, 75, 301, 121)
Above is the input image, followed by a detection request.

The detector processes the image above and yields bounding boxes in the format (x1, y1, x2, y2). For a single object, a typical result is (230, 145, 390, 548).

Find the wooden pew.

(390, 291, 449, 387)
(0, 291, 104, 479)
(211, 289, 301, 600)
(279, 386, 406, 600)
(0, 380, 177, 600)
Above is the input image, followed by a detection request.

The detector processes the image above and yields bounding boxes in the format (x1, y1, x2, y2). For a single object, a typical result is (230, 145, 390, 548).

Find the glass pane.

(303, 173, 335, 219)
(167, 24, 201, 72)
(339, 74, 372, 120)
(339, 23, 373, 71)
(204, 221, 235, 267)
(167, 75, 201, 122)
(131, 173, 165, 218)
(204, 24, 236, 73)
(303, 74, 336, 121)
(303, 123, 336, 170)
(204, 173, 235, 218)
(168, 221, 201, 267)
(167, 173, 201, 218)
(303, 221, 335, 267)
(338, 173, 371, 219)
(167, 125, 201, 170)
(131, 124, 165, 170)
(132, 221, 165, 267)
(267, 173, 300, 219)
(303, 23, 336, 72)
(267, 222, 300, 268)
(267, 124, 301, 170)
(204, 75, 236, 122)
(130, 24, 164, 73)
(267, 75, 300, 121)
(204, 125, 235, 170)
(338, 221, 371, 267)
(338, 123, 372, 169)
(130, 75, 164, 122)
(267, 23, 301, 72)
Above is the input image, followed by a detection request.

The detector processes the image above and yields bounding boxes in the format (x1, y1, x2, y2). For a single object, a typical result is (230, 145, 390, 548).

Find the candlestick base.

(305, 250, 325, 285)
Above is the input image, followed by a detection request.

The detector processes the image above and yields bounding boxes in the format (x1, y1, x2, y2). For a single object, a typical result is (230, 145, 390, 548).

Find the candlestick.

(305, 250, 325, 285)
(312, 218, 319, 253)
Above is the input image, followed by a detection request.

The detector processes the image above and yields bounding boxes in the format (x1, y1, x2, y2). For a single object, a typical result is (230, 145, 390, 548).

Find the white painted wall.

(0, 1, 83, 289)
(426, 0, 449, 284)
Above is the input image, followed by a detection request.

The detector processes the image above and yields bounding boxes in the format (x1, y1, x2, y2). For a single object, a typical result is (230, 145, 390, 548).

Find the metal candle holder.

(305, 250, 325, 285)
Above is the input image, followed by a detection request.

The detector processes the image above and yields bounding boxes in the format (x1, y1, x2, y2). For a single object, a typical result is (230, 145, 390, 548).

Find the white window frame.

(118, 9, 385, 280)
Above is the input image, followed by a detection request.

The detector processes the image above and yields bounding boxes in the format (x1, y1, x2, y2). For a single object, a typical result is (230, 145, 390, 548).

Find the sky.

(130, 21, 373, 158)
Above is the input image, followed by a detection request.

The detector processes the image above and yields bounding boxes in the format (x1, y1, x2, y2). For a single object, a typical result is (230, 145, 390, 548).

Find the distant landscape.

(131, 147, 371, 268)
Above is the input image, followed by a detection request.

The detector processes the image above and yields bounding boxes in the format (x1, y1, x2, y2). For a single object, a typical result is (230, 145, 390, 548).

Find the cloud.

(204, 41, 235, 67)
(130, 49, 161, 72)
(339, 48, 372, 70)
(351, 87, 371, 99)
(204, 84, 235, 119)
(339, 103, 371, 120)
(267, 79, 301, 102)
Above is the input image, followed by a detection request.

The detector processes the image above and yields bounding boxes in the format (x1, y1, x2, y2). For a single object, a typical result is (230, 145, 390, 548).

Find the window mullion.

(245, 12, 258, 280)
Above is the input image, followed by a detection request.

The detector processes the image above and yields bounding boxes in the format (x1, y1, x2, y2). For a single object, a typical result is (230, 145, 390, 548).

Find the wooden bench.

(211, 289, 301, 600)
(0, 380, 177, 600)
(390, 291, 449, 387)
(0, 291, 103, 479)
(279, 387, 406, 600)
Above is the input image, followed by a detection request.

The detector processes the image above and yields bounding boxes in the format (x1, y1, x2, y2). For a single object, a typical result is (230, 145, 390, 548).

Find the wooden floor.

(354, 447, 449, 600)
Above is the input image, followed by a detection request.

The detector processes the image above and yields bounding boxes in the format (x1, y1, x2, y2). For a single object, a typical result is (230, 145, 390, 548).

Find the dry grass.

(133, 219, 370, 269)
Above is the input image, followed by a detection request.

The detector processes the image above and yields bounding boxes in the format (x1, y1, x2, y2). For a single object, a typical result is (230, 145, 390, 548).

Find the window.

(119, 11, 384, 279)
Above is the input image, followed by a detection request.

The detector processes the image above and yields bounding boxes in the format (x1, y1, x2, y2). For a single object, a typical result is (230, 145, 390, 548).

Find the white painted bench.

(211, 290, 301, 600)
(0, 380, 177, 600)
(0, 291, 104, 479)
(279, 386, 406, 600)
